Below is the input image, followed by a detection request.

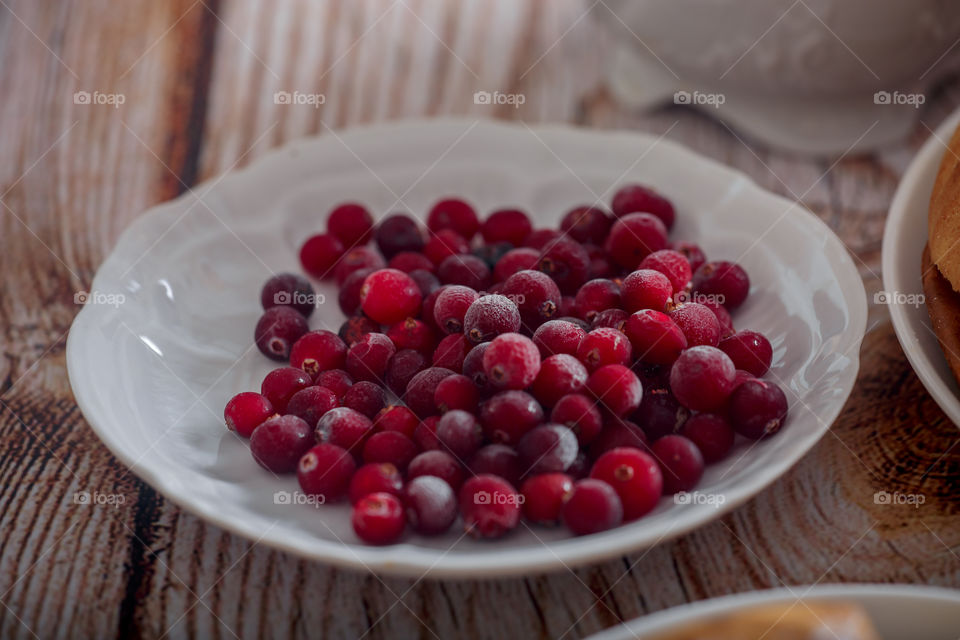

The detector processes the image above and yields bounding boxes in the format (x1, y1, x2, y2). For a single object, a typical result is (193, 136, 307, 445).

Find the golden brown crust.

(928, 122, 960, 291)
(922, 244, 960, 387)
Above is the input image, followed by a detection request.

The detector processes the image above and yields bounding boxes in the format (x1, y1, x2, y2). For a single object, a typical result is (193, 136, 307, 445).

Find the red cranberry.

(577, 327, 632, 371)
(697, 297, 735, 338)
(473, 241, 513, 270)
(386, 318, 437, 355)
(483, 333, 541, 390)
(408, 450, 465, 490)
(623, 309, 687, 365)
(719, 330, 773, 377)
(298, 442, 356, 499)
(404, 475, 458, 535)
(427, 198, 479, 240)
(436, 410, 483, 461)
(338, 267, 375, 315)
(494, 247, 540, 282)
(459, 474, 522, 539)
(375, 213, 424, 258)
(434, 374, 480, 413)
(433, 285, 480, 334)
(463, 295, 521, 343)
(462, 342, 492, 393)
(224, 392, 275, 438)
(567, 451, 591, 479)
(586, 364, 643, 416)
(299, 233, 345, 279)
(518, 424, 578, 475)
(315, 369, 353, 397)
(409, 268, 441, 298)
(733, 369, 756, 389)
(342, 381, 386, 418)
(621, 268, 673, 313)
(681, 413, 735, 462)
(261, 367, 313, 412)
(639, 250, 692, 293)
(669, 303, 721, 347)
(590, 416, 648, 459)
(261, 272, 316, 317)
(481, 208, 533, 245)
(590, 447, 663, 519)
(551, 393, 603, 445)
(611, 183, 675, 228)
(327, 202, 374, 246)
(289, 330, 347, 377)
(671, 241, 706, 273)
(469, 444, 523, 486)
(536, 239, 590, 294)
(254, 306, 309, 361)
(438, 254, 491, 290)
(521, 473, 574, 524)
(560, 205, 612, 244)
(389, 250, 435, 274)
(424, 229, 469, 265)
(479, 390, 544, 444)
(524, 228, 562, 250)
(373, 405, 420, 438)
(501, 270, 562, 328)
(669, 346, 736, 412)
(384, 349, 427, 395)
(285, 386, 339, 427)
(574, 279, 621, 323)
(414, 416, 441, 451)
(360, 268, 422, 325)
(352, 492, 406, 544)
(562, 479, 623, 535)
(605, 213, 668, 270)
(338, 315, 380, 348)
(592, 308, 629, 332)
(634, 386, 689, 440)
(362, 431, 418, 470)
(316, 407, 374, 453)
(250, 415, 313, 473)
(334, 247, 386, 286)
(691, 261, 750, 309)
(650, 435, 704, 494)
(432, 333, 472, 371)
(404, 367, 455, 417)
(728, 379, 788, 439)
(533, 320, 587, 358)
(345, 333, 395, 383)
(349, 462, 403, 505)
(530, 354, 588, 407)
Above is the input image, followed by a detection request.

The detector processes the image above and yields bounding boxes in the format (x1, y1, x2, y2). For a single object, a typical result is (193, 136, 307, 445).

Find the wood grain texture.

(1, 1, 958, 639)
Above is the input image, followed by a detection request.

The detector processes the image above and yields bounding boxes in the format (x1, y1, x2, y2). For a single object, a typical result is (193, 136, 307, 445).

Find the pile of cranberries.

(224, 188, 789, 545)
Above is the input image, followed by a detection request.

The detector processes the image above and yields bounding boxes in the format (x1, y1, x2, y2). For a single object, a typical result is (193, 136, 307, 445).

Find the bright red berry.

(483, 333, 541, 390)
(562, 479, 623, 535)
(360, 268, 422, 325)
(298, 442, 356, 499)
(352, 492, 406, 544)
(299, 233, 345, 279)
(224, 392, 274, 438)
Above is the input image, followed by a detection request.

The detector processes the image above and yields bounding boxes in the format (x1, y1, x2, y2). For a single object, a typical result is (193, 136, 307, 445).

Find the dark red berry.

(316, 407, 374, 453)
(375, 213, 424, 259)
(669, 303, 721, 347)
(606, 213, 668, 270)
(436, 410, 483, 461)
(669, 346, 736, 412)
(524, 228, 562, 250)
(328, 202, 374, 246)
(386, 318, 437, 355)
(404, 367, 456, 417)
(261, 272, 316, 317)
(590, 447, 662, 519)
(459, 474, 522, 539)
(298, 442, 356, 498)
(718, 330, 773, 377)
(592, 308, 629, 332)
(573, 279, 621, 322)
(285, 386, 339, 427)
(469, 444, 523, 487)
(483, 333, 541, 390)
(388, 251, 434, 274)
(261, 367, 313, 412)
(473, 241, 513, 270)
(360, 268, 422, 325)
(438, 253, 491, 290)
(590, 416, 648, 459)
(342, 380, 386, 419)
(533, 320, 587, 358)
(334, 246, 386, 285)
(551, 393, 603, 445)
(560, 205, 612, 244)
(494, 247, 540, 282)
(404, 475, 458, 535)
(521, 473, 573, 525)
(385, 349, 427, 395)
(414, 416, 441, 451)
(501, 270, 562, 328)
(409, 268, 441, 298)
(536, 239, 590, 294)
(433, 285, 480, 334)
(427, 198, 479, 240)
(299, 233, 345, 279)
(621, 269, 673, 313)
(479, 390, 544, 444)
(255, 306, 309, 361)
(517, 424, 578, 475)
(352, 492, 406, 544)
(315, 369, 353, 397)
(530, 354, 588, 407)
(250, 415, 313, 473)
(349, 462, 403, 505)
(434, 374, 479, 413)
(576, 327, 632, 371)
(671, 241, 706, 273)
(408, 450, 465, 491)
(727, 379, 788, 439)
(481, 208, 533, 246)
(290, 330, 348, 377)
(432, 333, 472, 371)
(639, 250, 691, 293)
(461, 342, 492, 393)
(224, 392, 274, 438)
(338, 315, 380, 348)
(681, 413, 735, 462)
(623, 309, 687, 365)
(562, 479, 623, 535)
(650, 435, 704, 494)
(338, 267, 376, 315)
(345, 332, 395, 383)
(373, 405, 420, 438)
(362, 431, 418, 470)
(634, 386, 689, 440)
(691, 261, 750, 309)
(423, 229, 469, 265)
(463, 295, 521, 343)
(611, 183, 675, 229)
(587, 364, 643, 417)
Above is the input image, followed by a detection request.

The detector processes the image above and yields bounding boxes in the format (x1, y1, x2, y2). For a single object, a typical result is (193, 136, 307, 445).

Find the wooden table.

(2, 2, 959, 638)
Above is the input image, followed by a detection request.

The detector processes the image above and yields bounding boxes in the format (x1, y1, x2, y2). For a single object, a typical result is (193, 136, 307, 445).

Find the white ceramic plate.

(883, 107, 960, 427)
(67, 119, 866, 578)
(588, 584, 960, 639)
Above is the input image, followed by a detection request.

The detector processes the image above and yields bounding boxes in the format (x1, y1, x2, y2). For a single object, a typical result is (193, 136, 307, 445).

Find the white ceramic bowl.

(67, 119, 866, 578)
(588, 584, 960, 640)
(883, 107, 960, 427)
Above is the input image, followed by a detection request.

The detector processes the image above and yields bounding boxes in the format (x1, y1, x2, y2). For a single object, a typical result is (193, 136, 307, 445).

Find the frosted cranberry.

(669, 346, 736, 412)
(349, 462, 403, 504)
(574, 279, 621, 323)
(531, 354, 588, 407)
(634, 386, 689, 440)
(261, 367, 313, 412)
(434, 374, 479, 413)
(479, 390, 544, 444)
(671, 241, 706, 273)
(591, 447, 663, 519)
(463, 295, 521, 343)
(469, 444, 523, 486)
(360, 268, 422, 325)
(334, 246, 386, 285)
(611, 183, 675, 228)
(299, 233, 345, 279)
(590, 416, 648, 459)
(624, 309, 687, 365)
(728, 379, 788, 439)
(560, 205, 612, 244)
(438, 254, 491, 290)
(719, 330, 773, 377)
(494, 247, 539, 282)
(404, 367, 455, 417)
(481, 208, 532, 245)
(587, 364, 643, 416)
(339, 315, 380, 348)
(562, 479, 623, 535)
(414, 416, 441, 451)
(432, 333, 471, 371)
(533, 320, 587, 358)
(261, 273, 316, 317)
(606, 213, 668, 269)
(373, 405, 420, 438)
(592, 309, 629, 332)
(681, 413, 734, 462)
(346, 332, 396, 383)
(551, 393, 603, 445)
(650, 435, 704, 494)
(315, 369, 353, 397)
(639, 250, 692, 293)
(669, 303, 721, 347)
(577, 327, 632, 371)
(536, 239, 590, 294)
(285, 386, 338, 427)
(692, 261, 750, 309)
(501, 270, 562, 328)
(427, 198, 479, 239)
(404, 475, 458, 535)
(521, 473, 573, 524)
(375, 213, 424, 258)
(389, 251, 434, 273)
(352, 492, 406, 545)
(409, 268, 440, 298)
(518, 424, 578, 475)
(424, 229, 469, 265)
(433, 285, 480, 334)
(385, 349, 427, 395)
(290, 330, 348, 377)
(524, 228, 562, 250)
(387, 318, 437, 354)
(338, 267, 375, 315)
(342, 381, 386, 418)
(436, 410, 483, 460)
(327, 202, 374, 246)
(362, 431, 418, 470)
(250, 415, 313, 473)
(697, 298, 735, 338)
(408, 450, 465, 490)
(621, 269, 673, 313)
(224, 392, 274, 438)
(316, 407, 374, 453)
(462, 342, 492, 393)
(483, 333, 541, 390)
(459, 475, 522, 539)
(254, 306, 309, 361)
(298, 443, 356, 498)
